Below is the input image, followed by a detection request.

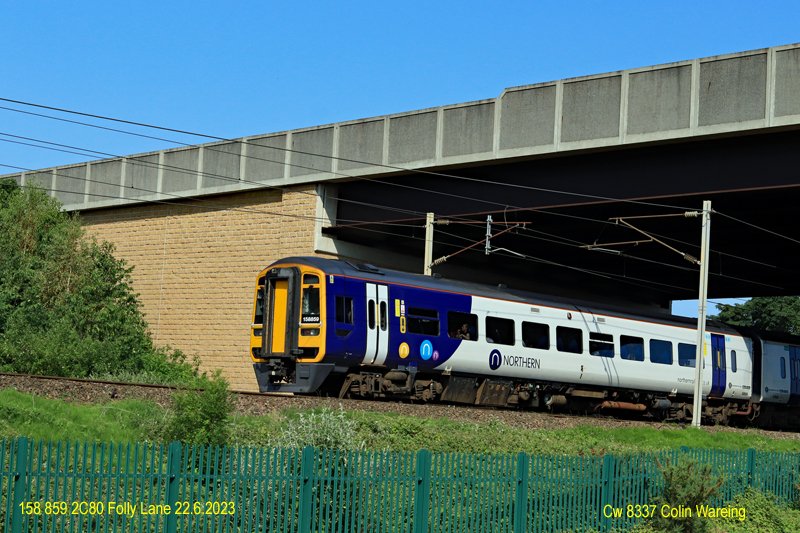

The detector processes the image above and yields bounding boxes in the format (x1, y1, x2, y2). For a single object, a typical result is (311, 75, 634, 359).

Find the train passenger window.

(589, 332, 614, 358)
(335, 296, 354, 325)
(303, 274, 320, 284)
(620, 336, 644, 361)
(368, 300, 375, 330)
(678, 343, 697, 367)
(731, 350, 737, 373)
(556, 327, 582, 354)
(781, 356, 786, 379)
(486, 316, 515, 346)
(448, 312, 477, 341)
(407, 307, 439, 336)
(522, 322, 549, 349)
(649, 339, 673, 365)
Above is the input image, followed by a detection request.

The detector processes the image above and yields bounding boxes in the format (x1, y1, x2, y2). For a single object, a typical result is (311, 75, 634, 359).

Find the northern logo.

(489, 349, 502, 371)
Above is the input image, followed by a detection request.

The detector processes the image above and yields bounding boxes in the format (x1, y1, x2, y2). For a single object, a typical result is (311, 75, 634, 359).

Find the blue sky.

(2, 1, 797, 316)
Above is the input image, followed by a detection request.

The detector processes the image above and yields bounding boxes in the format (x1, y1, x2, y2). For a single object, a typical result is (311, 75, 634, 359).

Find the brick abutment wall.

(81, 186, 318, 391)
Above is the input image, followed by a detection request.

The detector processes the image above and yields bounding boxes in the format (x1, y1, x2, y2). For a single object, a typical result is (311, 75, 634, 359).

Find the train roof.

(270, 256, 743, 335)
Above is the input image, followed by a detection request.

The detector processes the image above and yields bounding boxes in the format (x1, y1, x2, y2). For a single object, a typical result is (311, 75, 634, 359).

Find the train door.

(710, 334, 727, 397)
(790, 346, 800, 404)
(259, 267, 300, 357)
(363, 283, 389, 365)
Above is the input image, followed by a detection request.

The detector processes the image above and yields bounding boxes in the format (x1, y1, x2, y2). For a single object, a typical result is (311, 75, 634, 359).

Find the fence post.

(746, 448, 756, 488)
(165, 441, 182, 533)
(10, 437, 29, 533)
(298, 446, 315, 533)
(600, 454, 615, 532)
(514, 452, 529, 533)
(413, 449, 432, 533)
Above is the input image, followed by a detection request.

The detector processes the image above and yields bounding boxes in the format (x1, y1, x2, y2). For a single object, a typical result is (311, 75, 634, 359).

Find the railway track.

(2, 372, 800, 438)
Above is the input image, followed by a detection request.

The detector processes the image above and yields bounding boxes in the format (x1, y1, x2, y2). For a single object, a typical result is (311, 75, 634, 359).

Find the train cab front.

(250, 262, 333, 393)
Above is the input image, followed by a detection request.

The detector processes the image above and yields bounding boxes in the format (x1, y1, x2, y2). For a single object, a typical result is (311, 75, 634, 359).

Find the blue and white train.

(250, 257, 800, 427)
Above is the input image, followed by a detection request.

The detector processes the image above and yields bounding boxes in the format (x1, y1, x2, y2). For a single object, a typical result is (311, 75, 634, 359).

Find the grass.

(0, 388, 165, 443)
(341, 411, 800, 455)
(3, 387, 800, 456)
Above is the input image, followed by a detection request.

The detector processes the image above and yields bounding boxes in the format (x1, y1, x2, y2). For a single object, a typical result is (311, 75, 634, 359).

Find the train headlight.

(301, 328, 320, 337)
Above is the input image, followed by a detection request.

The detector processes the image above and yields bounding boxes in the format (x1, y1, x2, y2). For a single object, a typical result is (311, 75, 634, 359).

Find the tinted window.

(589, 332, 614, 358)
(254, 286, 265, 324)
(678, 343, 696, 367)
(486, 316, 515, 345)
(557, 327, 583, 354)
(448, 312, 477, 341)
(620, 336, 644, 361)
(650, 339, 673, 365)
(731, 350, 737, 373)
(522, 322, 549, 349)
(379, 301, 387, 331)
(303, 274, 320, 284)
(368, 300, 375, 330)
(335, 296, 353, 324)
(407, 307, 439, 336)
(301, 287, 320, 324)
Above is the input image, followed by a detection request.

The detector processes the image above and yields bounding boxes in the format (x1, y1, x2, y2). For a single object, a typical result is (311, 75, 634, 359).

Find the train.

(249, 256, 800, 428)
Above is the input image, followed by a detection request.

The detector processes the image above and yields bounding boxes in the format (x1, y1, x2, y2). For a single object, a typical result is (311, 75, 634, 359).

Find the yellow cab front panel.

(250, 261, 328, 393)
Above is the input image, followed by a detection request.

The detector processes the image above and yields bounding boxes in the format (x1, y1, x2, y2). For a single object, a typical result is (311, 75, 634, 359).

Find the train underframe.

(255, 359, 800, 430)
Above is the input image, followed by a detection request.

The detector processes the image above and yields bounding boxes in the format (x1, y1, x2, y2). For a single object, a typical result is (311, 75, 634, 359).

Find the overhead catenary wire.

(1, 160, 714, 297)
(5, 96, 800, 255)
(0, 133, 430, 219)
(434, 219, 784, 291)
(9, 98, 748, 272)
(2, 118, 704, 255)
(432, 227, 695, 295)
(3, 133, 791, 293)
(0, 135, 431, 221)
(713, 209, 800, 247)
(2, 97, 797, 292)
(436, 225, 784, 293)
(13, 92, 800, 256)
(0, 118, 488, 228)
(357, 223, 694, 296)
(4, 162, 783, 298)
(0, 97, 698, 212)
(0, 162, 421, 227)
(524, 226, 783, 290)
(4, 97, 794, 259)
(6, 133, 783, 292)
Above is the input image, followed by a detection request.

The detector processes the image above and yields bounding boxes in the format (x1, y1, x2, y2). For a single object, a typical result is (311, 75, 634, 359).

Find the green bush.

(634, 488, 800, 533)
(715, 488, 800, 532)
(0, 179, 196, 384)
(276, 406, 365, 450)
(648, 457, 724, 533)
(163, 371, 234, 446)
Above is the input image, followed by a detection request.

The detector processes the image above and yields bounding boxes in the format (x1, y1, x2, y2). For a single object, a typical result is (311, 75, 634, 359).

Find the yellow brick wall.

(81, 186, 318, 391)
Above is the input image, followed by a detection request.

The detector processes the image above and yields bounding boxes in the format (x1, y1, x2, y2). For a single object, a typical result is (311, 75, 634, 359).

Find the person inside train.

(454, 323, 471, 340)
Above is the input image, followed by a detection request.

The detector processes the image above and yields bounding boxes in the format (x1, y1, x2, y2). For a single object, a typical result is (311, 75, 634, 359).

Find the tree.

(0, 179, 195, 381)
(714, 297, 800, 335)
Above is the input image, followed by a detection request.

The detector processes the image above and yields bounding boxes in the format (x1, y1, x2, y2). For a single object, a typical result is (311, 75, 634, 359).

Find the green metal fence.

(2, 437, 799, 532)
